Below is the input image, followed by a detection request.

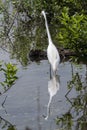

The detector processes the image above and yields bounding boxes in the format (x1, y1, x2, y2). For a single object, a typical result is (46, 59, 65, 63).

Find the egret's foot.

(45, 116, 48, 120)
(42, 115, 48, 120)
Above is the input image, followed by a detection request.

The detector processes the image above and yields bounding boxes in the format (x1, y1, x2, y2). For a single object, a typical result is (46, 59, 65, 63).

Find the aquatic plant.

(0, 62, 18, 94)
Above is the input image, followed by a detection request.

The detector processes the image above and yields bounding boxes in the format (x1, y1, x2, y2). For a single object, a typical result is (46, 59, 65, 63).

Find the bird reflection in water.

(45, 74, 60, 120)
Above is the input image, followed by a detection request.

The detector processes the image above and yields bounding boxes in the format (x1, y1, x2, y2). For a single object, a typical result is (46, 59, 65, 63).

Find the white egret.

(41, 10, 60, 75)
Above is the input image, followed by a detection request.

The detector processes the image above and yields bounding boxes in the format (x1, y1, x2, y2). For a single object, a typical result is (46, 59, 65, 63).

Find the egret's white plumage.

(42, 10, 60, 74)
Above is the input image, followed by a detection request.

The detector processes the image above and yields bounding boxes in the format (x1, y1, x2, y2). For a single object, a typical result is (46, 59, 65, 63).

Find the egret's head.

(41, 10, 45, 16)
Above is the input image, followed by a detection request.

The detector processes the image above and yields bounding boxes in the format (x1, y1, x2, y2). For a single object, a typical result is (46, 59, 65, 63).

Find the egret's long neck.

(43, 14, 52, 44)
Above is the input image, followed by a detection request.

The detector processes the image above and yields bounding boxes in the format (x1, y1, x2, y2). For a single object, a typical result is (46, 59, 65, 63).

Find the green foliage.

(67, 72, 82, 91)
(7, 125, 16, 130)
(57, 7, 87, 55)
(56, 112, 73, 130)
(0, 0, 87, 64)
(12, 34, 31, 66)
(0, 62, 18, 92)
(56, 68, 87, 130)
(0, 116, 16, 130)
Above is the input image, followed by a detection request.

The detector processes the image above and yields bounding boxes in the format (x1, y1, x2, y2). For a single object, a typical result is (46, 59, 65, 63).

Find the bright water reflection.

(45, 75, 60, 120)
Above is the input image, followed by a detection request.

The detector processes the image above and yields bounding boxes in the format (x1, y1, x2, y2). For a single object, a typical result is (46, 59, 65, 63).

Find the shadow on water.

(56, 63, 87, 130)
(0, 115, 32, 130)
(0, 116, 16, 130)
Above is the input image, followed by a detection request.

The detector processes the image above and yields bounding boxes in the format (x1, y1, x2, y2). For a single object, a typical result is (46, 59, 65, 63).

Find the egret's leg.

(45, 96, 52, 120)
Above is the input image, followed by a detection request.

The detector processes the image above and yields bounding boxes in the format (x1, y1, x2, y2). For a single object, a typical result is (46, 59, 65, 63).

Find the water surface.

(0, 49, 87, 130)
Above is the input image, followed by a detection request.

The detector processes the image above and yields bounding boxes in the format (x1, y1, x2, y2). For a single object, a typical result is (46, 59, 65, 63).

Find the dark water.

(0, 49, 87, 130)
